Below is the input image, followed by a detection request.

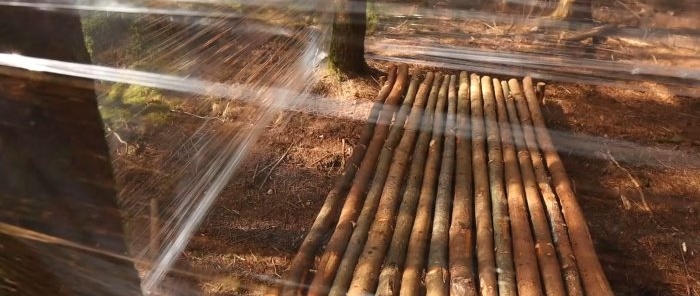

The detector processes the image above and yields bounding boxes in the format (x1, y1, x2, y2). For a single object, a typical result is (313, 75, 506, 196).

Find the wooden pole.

(521, 77, 613, 296)
(281, 66, 398, 294)
(448, 72, 477, 296)
(472, 74, 498, 296)
(494, 79, 544, 296)
(482, 76, 516, 296)
(306, 65, 412, 296)
(510, 79, 584, 296)
(504, 80, 567, 296)
(400, 73, 445, 296)
(425, 75, 457, 296)
(347, 70, 439, 295)
(375, 71, 441, 295)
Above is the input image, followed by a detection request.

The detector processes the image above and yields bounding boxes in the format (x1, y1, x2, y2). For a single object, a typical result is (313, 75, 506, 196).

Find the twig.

(222, 205, 240, 216)
(105, 126, 129, 155)
(681, 242, 691, 296)
(605, 150, 652, 212)
(310, 154, 333, 166)
(171, 109, 225, 123)
(284, 200, 302, 209)
(340, 139, 346, 169)
(252, 163, 260, 181)
(259, 143, 294, 190)
(614, 0, 641, 20)
(564, 25, 617, 42)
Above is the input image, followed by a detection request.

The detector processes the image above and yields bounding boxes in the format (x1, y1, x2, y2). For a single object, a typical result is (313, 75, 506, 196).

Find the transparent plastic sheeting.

(0, 0, 697, 295)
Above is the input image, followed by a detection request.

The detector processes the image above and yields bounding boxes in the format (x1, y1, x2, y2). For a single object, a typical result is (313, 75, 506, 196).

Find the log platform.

(279, 65, 613, 296)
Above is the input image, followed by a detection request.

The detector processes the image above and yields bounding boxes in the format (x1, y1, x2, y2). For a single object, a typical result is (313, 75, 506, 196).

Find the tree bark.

(329, 0, 367, 74)
(0, 6, 141, 296)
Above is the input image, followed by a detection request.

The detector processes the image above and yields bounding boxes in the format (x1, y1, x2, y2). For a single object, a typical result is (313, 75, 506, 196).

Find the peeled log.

(281, 67, 398, 295)
(346, 69, 434, 294)
(482, 76, 516, 296)
(448, 72, 477, 296)
(306, 65, 410, 296)
(521, 77, 613, 296)
(323, 66, 419, 296)
(493, 79, 544, 296)
(400, 73, 445, 296)
(508, 79, 583, 296)
(375, 71, 440, 295)
(505, 80, 567, 296)
(472, 74, 498, 296)
(425, 75, 456, 296)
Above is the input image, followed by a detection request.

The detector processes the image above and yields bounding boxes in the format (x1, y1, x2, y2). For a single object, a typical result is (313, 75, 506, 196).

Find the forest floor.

(116, 64, 700, 296)
(99, 3, 700, 295)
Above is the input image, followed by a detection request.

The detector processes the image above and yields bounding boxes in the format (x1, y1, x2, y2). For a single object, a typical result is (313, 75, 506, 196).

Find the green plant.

(99, 84, 173, 132)
(367, 1, 379, 34)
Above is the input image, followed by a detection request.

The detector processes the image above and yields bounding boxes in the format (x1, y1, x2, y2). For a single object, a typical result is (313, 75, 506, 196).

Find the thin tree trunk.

(508, 80, 583, 296)
(306, 65, 410, 296)
(0, 6, 141, 295)
(346, 68, 433, 294)
(505, 80, 567, 296)
(472, 74, 498, 296)
(425, 75, 456, 296)
(549, 0, 592, 21)
(482, 76, 517, 296)
(494, 79, 544, 296)
(282, 67, 397, 294)
(399, 73, 445, 296)
(521, 77, 613, 296)
(329, 0, 367, 74)
(448, 72, 477, 296)
(375, 71, 439, 296)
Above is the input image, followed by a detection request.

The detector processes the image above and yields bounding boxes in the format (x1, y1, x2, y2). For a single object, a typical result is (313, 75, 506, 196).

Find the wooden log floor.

(279, 65, 613, 296)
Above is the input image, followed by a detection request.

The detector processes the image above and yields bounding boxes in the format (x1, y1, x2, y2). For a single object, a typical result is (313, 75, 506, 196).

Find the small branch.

(614, 0, 641, 20)
(564, 25, 617, 42)
(259, 142, 295, 190)
(681, 242, 691, 296)
(171, 109, 225, 123)
(340, 138, 346, 169)
(605, 150, 652, 212)
(105, 126, 129, 155)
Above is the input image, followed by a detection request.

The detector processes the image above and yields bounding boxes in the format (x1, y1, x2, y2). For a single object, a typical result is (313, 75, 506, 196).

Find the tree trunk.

(0, 6, 142, 296)
(550, 0, 593, 21)
(329, 0, 367, 74)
